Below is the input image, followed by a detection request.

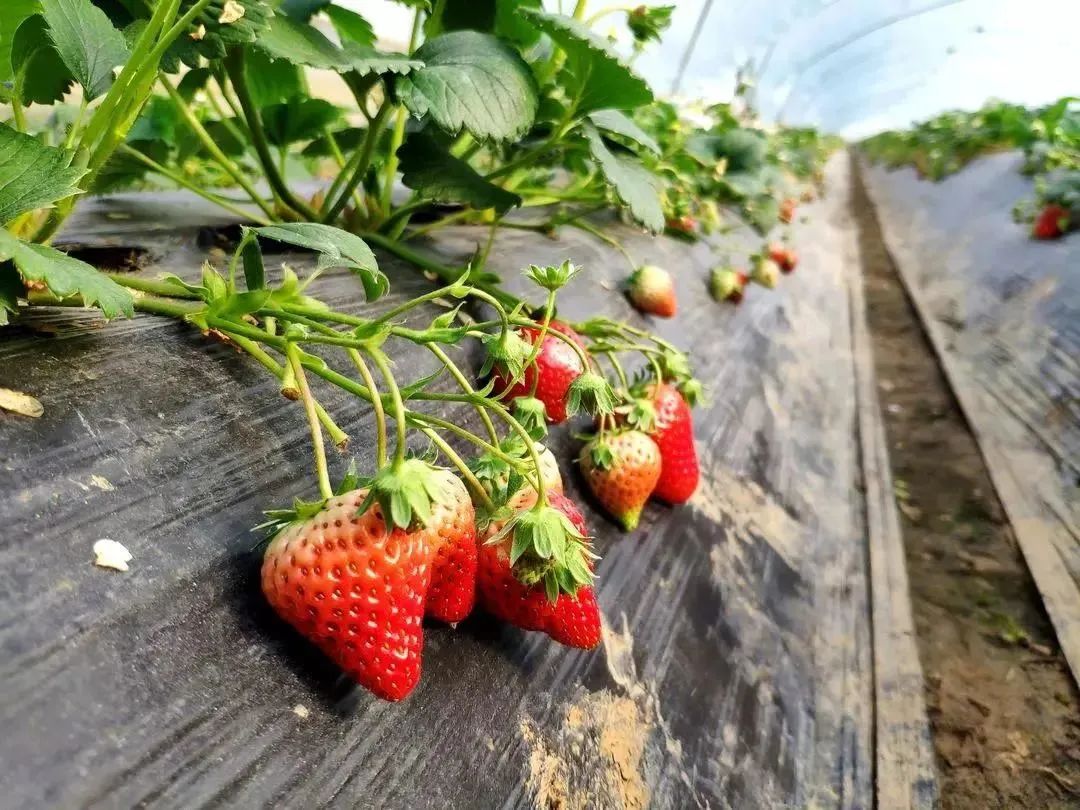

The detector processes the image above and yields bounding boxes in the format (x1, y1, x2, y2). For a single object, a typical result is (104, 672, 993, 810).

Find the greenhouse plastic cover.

(357, 0, 1080, 138)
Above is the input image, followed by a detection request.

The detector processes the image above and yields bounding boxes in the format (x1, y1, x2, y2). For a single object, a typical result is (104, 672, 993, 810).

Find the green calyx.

(254, 462, 362, 538)
(574, 316, 622, 340)
(357, 457, 451, 531)
(658, 349, 692, 382)
(491, 504, 596, 602)
(615, 397, 657, 432)
(566, 371, 618, 417)
(587, 437, 616, 470)
(525, 259, 581, 292)
(480, 329, 531, 381)
(512, 396, 549, 439)
(677, 377, 705, 406)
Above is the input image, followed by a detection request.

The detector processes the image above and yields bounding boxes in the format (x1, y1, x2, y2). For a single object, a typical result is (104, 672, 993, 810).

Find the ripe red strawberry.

(261, 489, 431, 701)
(423, 471, 478, 624)
(767, 242, 798, 273)
(779, 198, 797, 224)
(492, 321, 587, 423)
(642, 382, 699, 504)
(627, 265, 676, 318)
(579, 430, 661, 530)
(710, 266, 748, 304)
(478, 490, 601, 648)
(665, 214, 697, 235)
(1033, 203, 1069, 239)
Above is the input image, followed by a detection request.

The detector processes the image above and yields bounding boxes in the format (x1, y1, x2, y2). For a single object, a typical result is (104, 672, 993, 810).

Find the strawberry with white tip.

(627, 265, 677, 318)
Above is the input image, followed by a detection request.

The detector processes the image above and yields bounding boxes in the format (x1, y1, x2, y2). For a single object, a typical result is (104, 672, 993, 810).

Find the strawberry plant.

(863, 97, 1080, 239)
(1, 0, 832, 700)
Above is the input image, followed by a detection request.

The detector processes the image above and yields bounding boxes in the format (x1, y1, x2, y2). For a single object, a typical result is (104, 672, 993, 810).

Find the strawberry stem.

(567, 219, 637, 272)
(509, 315, 591, 371)
(603, 352, 630, 391)
(286, 342, 334, 500)
(347, 349, 388, 468)
(368, 348, 408, 469)
(229, 332, 348, 448)
(420, 428, 495, 510)
(427, 344, 501, 444)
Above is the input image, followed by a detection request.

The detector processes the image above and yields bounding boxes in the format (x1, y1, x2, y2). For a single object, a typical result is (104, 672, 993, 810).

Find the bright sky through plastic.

(349, 0, 1079, 138)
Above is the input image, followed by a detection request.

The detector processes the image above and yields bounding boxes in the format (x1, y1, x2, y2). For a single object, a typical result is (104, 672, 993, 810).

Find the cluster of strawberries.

(259, 318, 700, 702)
(627, 199, 802, 317)
(623, 239, 800, 318)
(709, 241, 799, 305)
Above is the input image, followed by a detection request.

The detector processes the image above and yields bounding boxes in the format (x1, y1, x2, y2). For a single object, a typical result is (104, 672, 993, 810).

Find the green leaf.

(583, 124, 664, 232)
(341, 44, 423, 77)
(743, 194, 779, 235)
(0, 261, 24, 325)
(0, 123, 86, 225)
(279, 0, 329, 21)
(519, 8, 652, 115)
(256, 15, 421, 77)
(242, 235, 265, 290)
(209, 289, 271, 319)
(260, 96, 341, 146)
(627, 4, 674, 47)
(0, 230, 133, 319)
(425, 0, 495, 36)
(167, 0, 273, 69)
(176, 66, 212, 101)
(40, 0, 129, 100)
(256, 15, 345, 69)
(127, 95, 180, 143)
(398, 132, 521, 214)
(324, 5, 375, 47)
(397, 31, 537, 142)
(11, 14, 75, 106)
(495, 0, 542, 47)
(244, 48, 304, 107)
(0, 0, 40, 89)
(588, 109, 659, 154)
(253, 223, 387, 300)
(301, 126, 367, 157)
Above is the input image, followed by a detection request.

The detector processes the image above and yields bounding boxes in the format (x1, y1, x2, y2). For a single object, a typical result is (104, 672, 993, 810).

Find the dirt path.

(850, 163, 1080, 809)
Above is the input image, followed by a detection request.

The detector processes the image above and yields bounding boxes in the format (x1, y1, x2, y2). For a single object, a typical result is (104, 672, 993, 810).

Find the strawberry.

(638, 382, 700, 504)
(627, 265, 677, 318)
(750, 255, 780, 289)
(478, 490, 601, 648)
(422, 470, 478, 624)
(579, 430, 661, 530)
(665, 214, 697, 235)
(491, 321, 587, 423)
(767, 242, 798, 273)
(779, 198, 797, 224)
(710, 266, 748, 304)
(1033, 203, 1069, 239)
(260, 488, 432, 701)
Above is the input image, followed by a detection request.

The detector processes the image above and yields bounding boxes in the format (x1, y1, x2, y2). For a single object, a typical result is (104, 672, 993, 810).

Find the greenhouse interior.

(1, 1, 1078, 807)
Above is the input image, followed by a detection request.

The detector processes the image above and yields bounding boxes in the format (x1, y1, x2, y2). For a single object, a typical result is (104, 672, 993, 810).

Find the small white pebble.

(89, 475, 115, 491)
(293, 704, 310, 719)
(93, 539, 132, 572)
(886, 403, 903, 414)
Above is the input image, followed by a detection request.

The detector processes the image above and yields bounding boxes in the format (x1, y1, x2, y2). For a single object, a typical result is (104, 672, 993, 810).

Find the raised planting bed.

(861, 151, 1080, 687)
(0, 154, 934, 808)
